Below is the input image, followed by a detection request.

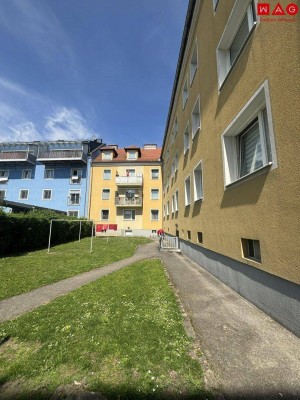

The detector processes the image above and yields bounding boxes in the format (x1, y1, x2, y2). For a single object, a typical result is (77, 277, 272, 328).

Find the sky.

(0, 0, 188, 148)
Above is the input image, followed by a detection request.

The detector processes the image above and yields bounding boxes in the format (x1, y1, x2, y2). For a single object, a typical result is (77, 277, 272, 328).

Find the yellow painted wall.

(162, 1, 300, 284)
(89, 163, 162, 232)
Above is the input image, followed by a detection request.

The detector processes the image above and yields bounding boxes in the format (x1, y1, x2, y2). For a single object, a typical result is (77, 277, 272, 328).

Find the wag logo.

(257, 2, 298, 21)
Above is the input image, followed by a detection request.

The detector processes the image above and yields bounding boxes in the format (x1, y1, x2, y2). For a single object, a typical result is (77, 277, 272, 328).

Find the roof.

(93, 147, 162, 163)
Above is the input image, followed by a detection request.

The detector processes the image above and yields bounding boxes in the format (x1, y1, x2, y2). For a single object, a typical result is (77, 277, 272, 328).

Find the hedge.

(0, 210, 92, 256)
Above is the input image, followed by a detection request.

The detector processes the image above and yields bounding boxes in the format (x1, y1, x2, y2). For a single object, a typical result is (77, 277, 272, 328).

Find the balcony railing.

(115, 197, 143, 207)
(0, 151, 36, 164)
(115, 175, 143, 186)
(37, 150, 87, 163)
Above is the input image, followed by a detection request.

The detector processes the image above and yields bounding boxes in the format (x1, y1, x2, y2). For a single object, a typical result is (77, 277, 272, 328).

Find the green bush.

(0, 211, 92, 256)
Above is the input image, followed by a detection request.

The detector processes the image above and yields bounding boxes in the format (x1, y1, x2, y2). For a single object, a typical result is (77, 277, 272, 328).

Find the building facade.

(89, 144, 162, 236)
(162, 0, 300, 335)
(0, 139, 103, 216)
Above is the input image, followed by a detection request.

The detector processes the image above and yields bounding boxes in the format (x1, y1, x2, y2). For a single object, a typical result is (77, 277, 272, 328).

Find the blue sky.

(0, 0, 188, 148)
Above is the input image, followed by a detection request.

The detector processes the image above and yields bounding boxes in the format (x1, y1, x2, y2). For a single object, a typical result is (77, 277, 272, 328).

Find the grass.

(0, 237, 150, 300)
(0, 259, 210, 400)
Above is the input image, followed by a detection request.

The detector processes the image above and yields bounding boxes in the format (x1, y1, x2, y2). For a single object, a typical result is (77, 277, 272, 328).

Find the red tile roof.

(93, 147, 162, 163)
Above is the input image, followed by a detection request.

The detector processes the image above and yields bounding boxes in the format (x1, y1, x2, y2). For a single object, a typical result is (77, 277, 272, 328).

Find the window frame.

(184, 175, 191, 206)
(68, 189, 81, 205)
(42, 189, 52, 200)
(22, 169, 32, 179)
(102, 188, 110, 200)
(183, 122, 190, 154)
(123, 209, 136, 221)
(151, 169, 159, 180)
(191, 96, 201, 139)
(151, 209, 159, 221)
(67, 210, 79, 217)
(193, 161, 204, 202)
(0, 189, 6, 200)
(19, 189, 29, 200)
(101, 209, 110, 221)
(221, 81, 276, 188)
(216, 0, 257, 89)
(182, 75, 188, 109)
(70, 168, 82, 184)
(44, 169, 54, 179)
(151, 189, 160, 200)
(190, 41, 198, 86)
(103, 169, 112, 180)
(0, 170, 9, 182)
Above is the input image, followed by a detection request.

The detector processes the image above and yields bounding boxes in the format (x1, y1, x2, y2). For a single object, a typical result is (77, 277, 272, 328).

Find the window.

(175, 190, 179, 212)
(187, 231, 191, 240)
(190, 41, 198, 85)
(124, 209, 135, 220)
(151, 210, 159, 221)
(70, 168, 82, 184)
(19, 189, 29, 200)
(173, 117, 178, 143)
(184, 122, 190, 154)
(217, 1, 256, 88)
(171, 160, 175, 177)
(182, 76, 188, 109)
(213, 0, 219, 11)
(44, 169, 54, 179)
(151, 169, 159, 180)
(126, 169, 135, 177)
(151, 189, 159, 200)
(241, 238, 261, 263)
(127, 150, 137, 160)
(193, 162, 203, 201)
(192, 97, 201, 138)
(67, 210, 79, 217)
(174, 151, 178, 173)
(166, 201, 169, 216)
(185, 176, 191, 206)
(197, 232, 203, 244)
(102, 189, 110, 200)
(171, 194, 175, 214)
(103, 152, 112, 160)
(0, 170, 9, 183)
(103, 169, 111, 180)
(43, 189, 52, 200)
(222, 81, 276, 187)
(22, 169, 31, 179)
(101, 209, 109, 220)
(163, 205, 166, 218)
(69, 190, 80, 205)
(0, 190, 6, 201)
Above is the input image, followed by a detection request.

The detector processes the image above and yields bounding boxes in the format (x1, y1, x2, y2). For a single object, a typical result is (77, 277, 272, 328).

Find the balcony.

(37, 150, 87, 163)
(115, 174, 143, 186)
(0, 151, 36, 164)
(115, 197, 143, 207)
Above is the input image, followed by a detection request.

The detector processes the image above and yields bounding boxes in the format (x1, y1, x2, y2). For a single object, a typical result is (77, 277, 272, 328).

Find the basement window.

(241, 238, 261, 263)
(197, 232, 203, 244)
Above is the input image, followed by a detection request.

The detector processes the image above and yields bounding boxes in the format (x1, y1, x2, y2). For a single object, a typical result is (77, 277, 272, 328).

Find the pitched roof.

(93, 146, 162, 163)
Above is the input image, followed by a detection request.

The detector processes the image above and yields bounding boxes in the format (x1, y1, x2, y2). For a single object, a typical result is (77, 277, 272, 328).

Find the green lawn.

(0, 237, 150, 300)
(0, 259, 210, 399)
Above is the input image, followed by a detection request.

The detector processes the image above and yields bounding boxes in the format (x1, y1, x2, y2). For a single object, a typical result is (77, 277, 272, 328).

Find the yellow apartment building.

(162, 0, 300, 335)
(89, 144, 162, 236)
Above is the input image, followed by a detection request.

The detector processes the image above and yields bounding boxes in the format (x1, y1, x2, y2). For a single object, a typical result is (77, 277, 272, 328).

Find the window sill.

(194, 197, 203, 203)
(225, 162, 272, 190)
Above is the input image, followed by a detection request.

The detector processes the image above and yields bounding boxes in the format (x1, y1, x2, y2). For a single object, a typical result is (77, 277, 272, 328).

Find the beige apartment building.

(162, 0, 300, 335)
(89, 144, 162, 236)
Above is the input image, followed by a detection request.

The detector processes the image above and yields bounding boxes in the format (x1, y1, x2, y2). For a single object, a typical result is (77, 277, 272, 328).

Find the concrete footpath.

(0, 241, 299, 399)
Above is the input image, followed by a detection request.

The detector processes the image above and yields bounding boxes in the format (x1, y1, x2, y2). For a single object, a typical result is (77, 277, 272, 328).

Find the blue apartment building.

(0, 139, 103, 217)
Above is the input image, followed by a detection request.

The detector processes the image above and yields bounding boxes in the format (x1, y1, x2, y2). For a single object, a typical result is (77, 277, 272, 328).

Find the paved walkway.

(1, 241, 300, 399)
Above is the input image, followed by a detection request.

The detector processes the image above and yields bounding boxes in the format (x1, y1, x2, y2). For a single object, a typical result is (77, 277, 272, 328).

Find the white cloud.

(0, 76, 46, 103)
(45, 107, 95, 141)
(9, 122, 42, 142)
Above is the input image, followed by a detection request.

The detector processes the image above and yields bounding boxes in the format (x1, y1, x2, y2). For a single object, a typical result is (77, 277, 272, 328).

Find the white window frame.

(101, 209, 109, 221)
(190, 41, 198, 85)
(182, 75, 188, 109)
(67, 210, 79, 217)
(163, 205, 166, 218)
(175, 190, 179, 212)
(213, 0, 220, 12)
(151, 189, 159, 200)
(68, 189, 81, 205)
(191, 96, 201, 139)
(126, 168, 136, 177)
(221, 81, 276, 188)
(151, 169, 159, 180)
(103, 152, 112, 160)
(193, 161, 203, 202)
(44, 169, 54, 179)
(171, 194, 175, 214)
(216, 0, 257, 89)
(0, 170, 9, 183)
(22, 169, 32, 179)
(151, 209, 159, 221)
(70, 168, 82, 184)
(42, 189, 52, 200)
(123, 209, 135, 221)
(184, 176, 191, 206)
(183, 122, 190, 154)
(103, 169, 111, 180)
(19, 189, 29, 200)
(166, 201, 169, 216)
(102, 188, 110, 200)
(127, 150, 137, 160)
